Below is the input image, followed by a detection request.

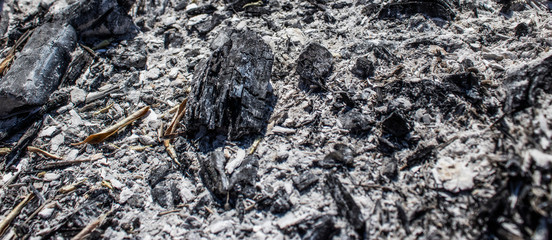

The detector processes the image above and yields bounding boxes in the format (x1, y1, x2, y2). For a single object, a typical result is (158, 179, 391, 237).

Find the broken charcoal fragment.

(186, 4, 217, 16)
(514, 22, 530, 37)
(382, 112, 411, 138)
(199, 151, 230, 200)
(339, 110, 372, 135)
(325, 174, 365, 232)
(380, 158, 398, 180)
(316, 144, 355, 168)
(269, 188, 292, 214)
(61, 0, 138, 44)
(296, 43, 333, 91)
(302, 215, 338, 240)
(184, 29, 274, 140)
(148, 164, 170, 187)
(192, 13, 227, 35)
(292, 171, 319, 192)
(444, 72, 482, 103)
(378, 0, 456, 21)
(351, 56, 374, 79)
(0, 23, 76, 116)
(226, 0, 267, 12)
(504, 53, 552, 113)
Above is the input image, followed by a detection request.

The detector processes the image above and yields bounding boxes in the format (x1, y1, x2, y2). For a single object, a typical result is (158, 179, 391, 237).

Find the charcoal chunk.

(381, 112, 410, 138)
(0, 23, 76, 116)
(316, 144, 355, 168)
(269, 188, 292, 214)
(186, 4, 217, 16)
(378, 0, 456, 21)
(199, 151, 230, 199)
(296, 43, 333, 91)
(302, 215, 338, 240)
(60, 0, 138, 44)
(184, 29, 274, 140)
(504, 53, 552, 113)
(191, 13, 227, 35)
(444, 72, 482, 103)
(514, 22, 530, 37)
(325, 174, 364, 232)
(148, 164, 170, 187)
(292, 171, 319, 192)
(339, 110, 372, 135)
(351, 56, 374, 79)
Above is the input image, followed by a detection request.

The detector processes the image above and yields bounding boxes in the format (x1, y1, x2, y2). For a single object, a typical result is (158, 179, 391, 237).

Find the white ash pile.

(1, 0, 552, 239)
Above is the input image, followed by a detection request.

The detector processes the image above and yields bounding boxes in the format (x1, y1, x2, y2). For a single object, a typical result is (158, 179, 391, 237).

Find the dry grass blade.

(163, 99, 187, 164)
(164, 98, 187, 137)
(71, 209, 112, 240)
(27, 146, 62, 160)
(73, 106, 150, 145)
(0, 193, 34, 236)
(0, 30, 33, 76)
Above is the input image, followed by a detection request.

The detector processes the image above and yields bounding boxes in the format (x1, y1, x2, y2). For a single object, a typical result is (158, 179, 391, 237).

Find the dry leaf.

(73, 106, 150, 145)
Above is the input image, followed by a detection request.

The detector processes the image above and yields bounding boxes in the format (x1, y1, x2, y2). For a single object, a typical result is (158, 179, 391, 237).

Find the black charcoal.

(351, 56, 374, 79)
(296, 43, 333, 91)
(381, 112, 410, 138)
(378, 0, 456, 21)
(316, 144, 355, 168)
(0, 23, 76, 116)
(184, 29, 274, 140)
(325, 174, 364, 232)
(269, 188, 292, 214)
(302, 215, 338, 240)
(292, 171, 319, 192)
(199, 151, 230, 199)
(186, 4, 217, 16)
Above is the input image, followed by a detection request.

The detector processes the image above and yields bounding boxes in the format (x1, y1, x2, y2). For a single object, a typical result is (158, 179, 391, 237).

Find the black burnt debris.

(184, 29, 274, 141)
(0, 0, 551, 239)
(296, 43, 333, 91)
(0, 23, 76, 116)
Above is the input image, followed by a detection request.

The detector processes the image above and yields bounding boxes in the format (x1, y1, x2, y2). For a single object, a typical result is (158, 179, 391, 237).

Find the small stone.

(296, 43, 333, 91)
(38, 207, 55, 219)
(70, 88, 87, 105)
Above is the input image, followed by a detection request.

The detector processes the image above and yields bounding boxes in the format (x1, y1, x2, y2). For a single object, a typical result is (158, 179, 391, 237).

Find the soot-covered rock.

(296, 43, 333, 91)
(0, 23, 76, 116)
(378, 0, 456, 21)
(325, 174, 365, 232)
(504, 53, 552, 113)
(381, 112, 411, 138)
(184, 29, 274, 140)
(351, 56, 374, 79)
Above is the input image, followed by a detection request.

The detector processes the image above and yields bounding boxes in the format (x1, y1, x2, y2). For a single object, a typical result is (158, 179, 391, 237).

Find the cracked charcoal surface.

(0, 22, 76, 116)
(1, 0, 552, 239)
(184, 28, 274, 140)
